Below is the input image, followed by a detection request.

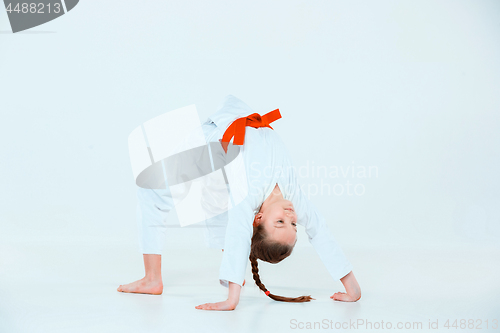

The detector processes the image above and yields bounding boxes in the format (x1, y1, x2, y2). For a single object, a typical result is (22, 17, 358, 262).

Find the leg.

(118, 187, 174, 295)
(117, 254, 163, 294)
(119, 120, 223, 294)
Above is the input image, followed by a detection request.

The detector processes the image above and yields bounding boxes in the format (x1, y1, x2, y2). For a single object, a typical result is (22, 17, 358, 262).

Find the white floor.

(1, 239, 499, 333)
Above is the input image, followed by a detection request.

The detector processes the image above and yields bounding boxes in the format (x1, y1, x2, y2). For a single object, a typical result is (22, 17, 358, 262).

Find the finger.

(331, 293, 350, 302)
(195, 303, 211, 310)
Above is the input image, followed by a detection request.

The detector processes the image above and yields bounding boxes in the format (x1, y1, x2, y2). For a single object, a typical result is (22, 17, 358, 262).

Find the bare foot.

(117, 277, 163, 295)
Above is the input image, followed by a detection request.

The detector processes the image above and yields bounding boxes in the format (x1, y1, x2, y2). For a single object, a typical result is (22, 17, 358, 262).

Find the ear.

(253, 213, 263, 227)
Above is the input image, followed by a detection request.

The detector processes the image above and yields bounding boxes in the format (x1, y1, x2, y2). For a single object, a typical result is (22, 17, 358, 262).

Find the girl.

(118, 95, 361, 310)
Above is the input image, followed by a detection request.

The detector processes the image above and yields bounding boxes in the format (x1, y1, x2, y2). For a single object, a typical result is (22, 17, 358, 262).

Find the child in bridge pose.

(118, 95, 361, 310)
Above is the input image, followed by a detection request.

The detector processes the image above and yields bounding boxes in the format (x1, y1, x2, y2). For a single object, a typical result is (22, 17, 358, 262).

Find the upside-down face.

(254, 198, 298, 246)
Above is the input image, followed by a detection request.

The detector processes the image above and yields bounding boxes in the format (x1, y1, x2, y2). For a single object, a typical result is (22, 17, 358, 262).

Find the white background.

(1, 1, 499, 332)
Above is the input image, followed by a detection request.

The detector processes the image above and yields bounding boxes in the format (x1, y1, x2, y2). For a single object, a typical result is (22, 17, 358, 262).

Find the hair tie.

(265, 291, 270, 296)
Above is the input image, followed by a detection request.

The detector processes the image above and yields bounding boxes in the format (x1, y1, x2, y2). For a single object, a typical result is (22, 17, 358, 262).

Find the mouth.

(284, 207, 295, 213)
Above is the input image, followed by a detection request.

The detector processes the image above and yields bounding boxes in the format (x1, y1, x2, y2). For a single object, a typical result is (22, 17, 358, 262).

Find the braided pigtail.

(249, 223, 314, 303)
(249, 254, 314, 302)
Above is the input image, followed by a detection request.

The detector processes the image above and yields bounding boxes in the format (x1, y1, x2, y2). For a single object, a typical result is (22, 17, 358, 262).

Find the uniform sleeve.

(218, 197, 254, 287)
(292, 186, 353, 280)
(272, 131, 353, 281)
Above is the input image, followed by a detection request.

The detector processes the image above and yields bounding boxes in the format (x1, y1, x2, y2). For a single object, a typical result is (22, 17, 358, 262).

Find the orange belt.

(220, 109, 281, 152)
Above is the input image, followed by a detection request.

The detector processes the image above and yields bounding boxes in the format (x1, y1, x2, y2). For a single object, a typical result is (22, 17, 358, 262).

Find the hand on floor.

(195, 299, 237, 311)
(330, 291, 361, 302)
(334, 271, 361, 302)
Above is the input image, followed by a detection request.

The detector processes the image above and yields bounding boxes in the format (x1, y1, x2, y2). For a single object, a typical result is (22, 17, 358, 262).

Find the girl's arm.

(195, 282, 241, 311)
(331, 271, 361, 302)
(196, 194, 253, 311)
(287, 166, 359, 300)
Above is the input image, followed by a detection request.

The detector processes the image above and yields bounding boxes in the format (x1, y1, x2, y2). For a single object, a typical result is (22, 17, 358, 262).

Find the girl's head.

(253, 197, 297, 246)
(249, 199, 314, 303)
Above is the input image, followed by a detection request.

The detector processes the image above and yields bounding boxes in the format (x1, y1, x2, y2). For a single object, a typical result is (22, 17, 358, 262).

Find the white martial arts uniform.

(136, 95, 353, 288)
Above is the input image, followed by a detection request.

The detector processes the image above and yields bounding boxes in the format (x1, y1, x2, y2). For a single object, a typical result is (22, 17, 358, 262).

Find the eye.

(278, 220, 284, 223)
(292, 222, 297, 226)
